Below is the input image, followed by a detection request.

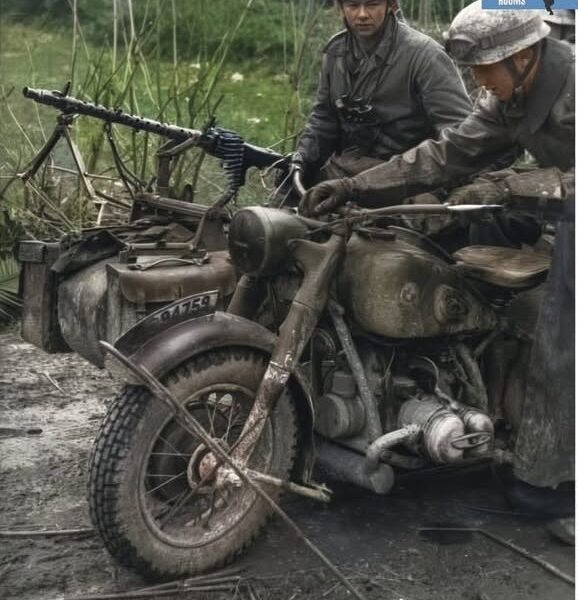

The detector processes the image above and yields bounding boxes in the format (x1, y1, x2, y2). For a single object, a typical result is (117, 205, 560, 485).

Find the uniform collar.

(504, 39, 572, 133)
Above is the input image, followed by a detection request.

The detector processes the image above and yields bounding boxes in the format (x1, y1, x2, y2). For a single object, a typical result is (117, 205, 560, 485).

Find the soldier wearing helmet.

(301, 1, 574, 540)
(290, 0, 473, 191)
(544, 10, 575, 43)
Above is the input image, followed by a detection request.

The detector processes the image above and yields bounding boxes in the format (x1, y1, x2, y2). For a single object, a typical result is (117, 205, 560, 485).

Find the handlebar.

(292, 168, 307, 199)
(296, 202, 504, 232)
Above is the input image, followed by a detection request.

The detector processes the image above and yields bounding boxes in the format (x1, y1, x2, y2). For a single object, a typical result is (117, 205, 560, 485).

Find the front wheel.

(88, 347, 298, 578)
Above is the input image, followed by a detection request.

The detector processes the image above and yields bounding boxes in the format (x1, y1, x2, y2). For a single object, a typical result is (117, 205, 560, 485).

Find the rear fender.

(106, 303, 316, 483)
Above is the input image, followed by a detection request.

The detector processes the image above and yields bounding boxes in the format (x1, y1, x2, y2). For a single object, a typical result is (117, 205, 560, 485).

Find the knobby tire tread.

(88, 348, 297, 579)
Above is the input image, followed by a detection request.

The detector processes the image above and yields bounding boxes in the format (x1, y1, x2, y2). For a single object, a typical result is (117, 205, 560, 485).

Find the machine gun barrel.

(23, 87, 202, 143)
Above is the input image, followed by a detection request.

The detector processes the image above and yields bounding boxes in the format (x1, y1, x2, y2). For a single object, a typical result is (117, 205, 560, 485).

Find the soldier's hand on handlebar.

(299, 178, 356, 217)
(446, 180, 510, 207)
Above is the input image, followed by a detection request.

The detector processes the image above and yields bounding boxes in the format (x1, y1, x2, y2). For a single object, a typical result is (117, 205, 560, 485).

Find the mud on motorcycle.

(88, 186, 550, 578)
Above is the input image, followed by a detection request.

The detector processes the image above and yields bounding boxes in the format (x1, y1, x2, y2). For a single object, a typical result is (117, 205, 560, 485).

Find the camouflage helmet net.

(444, 0, 550, 65)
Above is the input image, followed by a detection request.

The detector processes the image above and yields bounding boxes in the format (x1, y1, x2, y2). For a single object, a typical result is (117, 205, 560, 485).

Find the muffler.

(315, 439, 395, 495)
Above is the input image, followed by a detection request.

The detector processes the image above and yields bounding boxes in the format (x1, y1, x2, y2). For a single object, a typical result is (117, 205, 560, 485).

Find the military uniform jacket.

(352, 38, 574, 203)
(296, 16, 472, 166)
(352, 38, 575, 488)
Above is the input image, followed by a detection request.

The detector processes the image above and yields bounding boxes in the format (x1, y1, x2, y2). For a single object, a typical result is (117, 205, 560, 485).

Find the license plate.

(148, 290, 219, 326)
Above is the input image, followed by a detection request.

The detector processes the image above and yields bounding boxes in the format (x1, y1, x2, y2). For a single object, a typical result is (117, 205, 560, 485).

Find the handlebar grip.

(292, 170, 307, 199)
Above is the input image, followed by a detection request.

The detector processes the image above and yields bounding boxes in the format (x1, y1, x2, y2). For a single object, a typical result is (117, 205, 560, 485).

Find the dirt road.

(0, 333, 574, 600)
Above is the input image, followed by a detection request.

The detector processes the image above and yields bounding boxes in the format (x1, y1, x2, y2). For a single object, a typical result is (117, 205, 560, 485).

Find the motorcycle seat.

(452, 245, 550, 289)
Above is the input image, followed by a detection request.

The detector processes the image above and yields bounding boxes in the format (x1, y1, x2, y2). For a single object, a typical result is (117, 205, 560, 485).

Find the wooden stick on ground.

(62, 583, 238, 600)
(0, 528, 94, 538)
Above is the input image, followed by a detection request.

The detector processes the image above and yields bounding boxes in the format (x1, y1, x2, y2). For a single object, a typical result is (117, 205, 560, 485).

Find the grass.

(0, 3, 339, 150)
(0, 21, 303, 157)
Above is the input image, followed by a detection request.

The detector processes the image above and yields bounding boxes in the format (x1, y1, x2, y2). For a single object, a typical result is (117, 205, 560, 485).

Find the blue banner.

(482, 1, 578, 9)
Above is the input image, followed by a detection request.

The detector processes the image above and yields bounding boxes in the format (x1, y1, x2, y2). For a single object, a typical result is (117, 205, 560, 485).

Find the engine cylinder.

(398, 396, 465, 463)
(457, 405, 494, 457)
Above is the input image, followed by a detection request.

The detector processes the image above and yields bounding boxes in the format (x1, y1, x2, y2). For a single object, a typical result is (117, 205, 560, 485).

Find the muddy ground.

(0, 332, 574, 600)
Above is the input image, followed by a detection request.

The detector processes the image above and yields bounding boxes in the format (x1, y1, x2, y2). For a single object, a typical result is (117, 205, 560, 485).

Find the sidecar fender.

(108, 310, 316, 482)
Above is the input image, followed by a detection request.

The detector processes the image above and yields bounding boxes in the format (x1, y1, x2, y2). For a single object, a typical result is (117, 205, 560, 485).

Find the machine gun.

(22, 85, 288, 207)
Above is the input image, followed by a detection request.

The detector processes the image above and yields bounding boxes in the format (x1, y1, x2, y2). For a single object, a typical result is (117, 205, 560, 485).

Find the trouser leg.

(513, 222, 575, 489)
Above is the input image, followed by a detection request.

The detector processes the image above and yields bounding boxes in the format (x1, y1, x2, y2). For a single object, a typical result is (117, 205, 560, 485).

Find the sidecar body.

(17, 192, 237, 368)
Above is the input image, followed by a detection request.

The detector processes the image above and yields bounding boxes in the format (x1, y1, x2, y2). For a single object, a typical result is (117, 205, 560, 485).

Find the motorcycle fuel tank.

(338, 233, 497, 339)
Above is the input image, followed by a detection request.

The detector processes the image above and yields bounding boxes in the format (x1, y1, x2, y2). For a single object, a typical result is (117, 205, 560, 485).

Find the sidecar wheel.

(88, 347, 297, 579)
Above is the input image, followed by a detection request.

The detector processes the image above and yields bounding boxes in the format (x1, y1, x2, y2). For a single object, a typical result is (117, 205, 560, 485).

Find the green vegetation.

(2, 0, 324, 63)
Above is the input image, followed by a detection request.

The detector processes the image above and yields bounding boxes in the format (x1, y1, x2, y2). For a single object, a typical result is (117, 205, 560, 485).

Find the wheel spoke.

(157, 434, 191, 464)
(145, 470, 187, 495)
(208, 394, 220, 438)
(145, 378, 277, 539)
(158, 488, 195, 530)
(151, 488, 188, 520)
(221, 402, 239, 444)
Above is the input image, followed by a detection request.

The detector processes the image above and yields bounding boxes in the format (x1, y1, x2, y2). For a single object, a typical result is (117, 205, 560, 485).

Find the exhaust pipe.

(366, 424, 425, 472)
(315, 439, 395, 495)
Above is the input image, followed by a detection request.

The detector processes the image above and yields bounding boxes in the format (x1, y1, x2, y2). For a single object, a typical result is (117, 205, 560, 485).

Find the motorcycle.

(88, 173, 550, 579)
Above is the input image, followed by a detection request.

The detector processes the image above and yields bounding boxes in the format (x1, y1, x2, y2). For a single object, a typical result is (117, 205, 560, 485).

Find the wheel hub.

(187, 443, 231, 489)
(198, 451, 218, 481)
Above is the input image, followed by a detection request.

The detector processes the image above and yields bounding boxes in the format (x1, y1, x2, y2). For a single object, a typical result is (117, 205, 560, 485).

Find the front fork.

(230, 231, 345, 465)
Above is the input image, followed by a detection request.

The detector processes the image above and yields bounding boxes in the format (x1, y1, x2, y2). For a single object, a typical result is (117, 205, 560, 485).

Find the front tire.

(88, 347, 297, 578)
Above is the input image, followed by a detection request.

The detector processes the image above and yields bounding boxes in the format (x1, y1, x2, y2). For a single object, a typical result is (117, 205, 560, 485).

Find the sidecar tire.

(88, 347, 298, 579)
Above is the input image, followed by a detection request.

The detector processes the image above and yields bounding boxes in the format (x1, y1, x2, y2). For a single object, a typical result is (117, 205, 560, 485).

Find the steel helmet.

(444, 1, 550, 65)
(543, 9, 575, 26)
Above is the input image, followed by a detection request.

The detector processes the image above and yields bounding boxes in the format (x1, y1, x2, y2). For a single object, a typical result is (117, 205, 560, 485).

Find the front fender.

(107, 310, 316, 483)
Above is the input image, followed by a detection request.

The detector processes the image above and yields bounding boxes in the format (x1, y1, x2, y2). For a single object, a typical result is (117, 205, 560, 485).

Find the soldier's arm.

(296, 54, 340, 167)
(410, 38, 473, 135)
(350, 96, 518, 207)
(505, 167, 575, 221)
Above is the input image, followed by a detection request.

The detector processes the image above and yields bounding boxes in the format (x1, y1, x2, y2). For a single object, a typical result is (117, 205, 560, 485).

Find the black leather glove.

(299, 178, 356, 217)
(449, 168, 572, 222)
